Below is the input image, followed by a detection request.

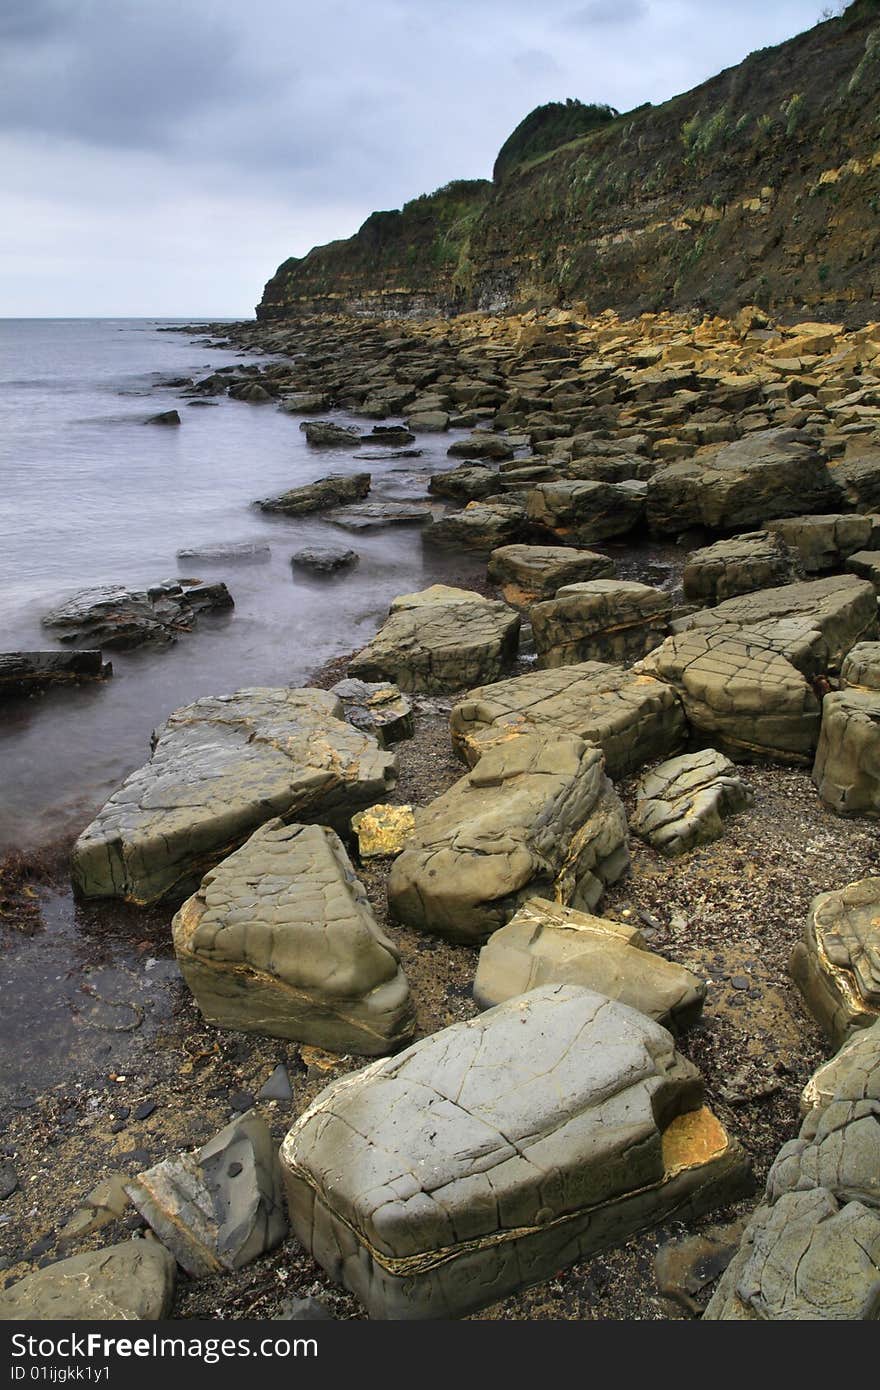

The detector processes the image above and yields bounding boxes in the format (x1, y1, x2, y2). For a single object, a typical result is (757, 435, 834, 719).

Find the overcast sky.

(0, 0, 835, 317)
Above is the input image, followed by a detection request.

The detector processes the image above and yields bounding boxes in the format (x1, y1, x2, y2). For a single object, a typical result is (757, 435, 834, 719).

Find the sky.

(0, 0, 841, 317)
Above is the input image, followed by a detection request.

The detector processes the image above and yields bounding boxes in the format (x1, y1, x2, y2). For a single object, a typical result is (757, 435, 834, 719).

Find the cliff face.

(257, 1, 880, 325)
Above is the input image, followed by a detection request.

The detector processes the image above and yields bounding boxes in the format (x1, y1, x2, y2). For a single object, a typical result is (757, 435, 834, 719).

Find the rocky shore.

(2, 303, 880, 1321)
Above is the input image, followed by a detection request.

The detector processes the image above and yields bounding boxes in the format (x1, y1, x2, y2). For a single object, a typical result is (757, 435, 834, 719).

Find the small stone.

(278, 1295, 334, 1320)
(257, 1064, 294, 1102)
(229, 1091, 255, 1113)
(351, 804, 416, 859)
(731, 976, 751, 991)
(0, 1162, 18, 1200)
(133, 1101, 157, 1121)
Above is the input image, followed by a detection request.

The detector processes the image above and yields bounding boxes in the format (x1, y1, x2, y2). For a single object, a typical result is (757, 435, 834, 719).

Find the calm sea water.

(0, 319, 484, 851)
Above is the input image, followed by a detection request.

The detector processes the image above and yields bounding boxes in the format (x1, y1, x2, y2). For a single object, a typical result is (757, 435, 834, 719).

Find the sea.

(0, 318, 487, 854)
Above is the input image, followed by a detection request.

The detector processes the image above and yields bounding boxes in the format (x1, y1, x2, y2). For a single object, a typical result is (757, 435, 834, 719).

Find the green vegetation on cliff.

(492, 100, 619, 184)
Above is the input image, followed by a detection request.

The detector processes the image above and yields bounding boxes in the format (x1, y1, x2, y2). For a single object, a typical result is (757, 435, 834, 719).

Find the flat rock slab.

(682, 531, 802, 606)
(126, 1112, 287, 1278)
(42, 580, 233, 650)
(638, 628, 821, 763)
(177, 542, 271, 564)
(259, 472, 370, 516)
(473, 896, 706, 1030)
(812, 688, 880, 817)
(388, 731, 629, 943)
(330, 678, 413, 745)
(631, 749, 753, 857)
(487, 543, 614, 608)
(766, 513, 880, 573)
(526, 478, 646, 544)
(330, 502, 435, 531)
(389, 584, 484, 611)
(0, 650, 111, 697)
(450, 661, 686, 778)
(531, 579, 671, 668)
(71, 686, 397, 905)
(791, 877, 880, 1047)
(349, 597, 520, 695)
(300, 421, 364, 447)
(173, 820, 414, 1054)
(846, 550, 880, 591)
(842, 642, 880, 691)
(281, 984, 748, 1320)
(0, 1241, 175, 1320)
(425, 502, 528, 549)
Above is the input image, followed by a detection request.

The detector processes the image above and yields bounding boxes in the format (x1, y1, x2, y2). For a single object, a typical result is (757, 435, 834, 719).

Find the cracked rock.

(126, 1111, 287, 1279)
(766, 513, 880, 573)
(487, 543, 614, 608)
(349, 592, 520, 694)
(682, 531, 802, 606)
(630, 749, 753, 856)
(473, 896, 706, 1029)
(387, 731, 630, 943)
(280, 984, 749, 1320)
(790, 877, 880, 1046)
(530, 579, 672, 668)
(842, 642, 880, 691)
(801, 1018, 880, 1114)
(173, 820, 414, 1054)
(71, 686, 397, 905)
(0, 1240, 175, 1320)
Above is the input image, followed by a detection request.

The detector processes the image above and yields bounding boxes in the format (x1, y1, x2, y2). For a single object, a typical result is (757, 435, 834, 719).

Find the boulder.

(145, 409, 180, 425)
(42, 580, 233, 650)
(387, 732, 629, 943)
(487, 543, 614, 608)
(812, 689, 880, 816)
(281, 984, 749, 1320)
(447, 433, 514, 461)
(330, 678, 413, 744)
(425, 502, 528, 549)
(766, 514, 880, 573)
(259, 472, 370, 516)
(526, 479, 646, 544)
(530, 580, 671, 668)
(0, 650, 111, 696)
(406, 410, 450, 431)
(646, 429, 841, 535)
(842, 642, 880, 691)
(349, 596, 519, 695)
(0, 1241, 175, 1320)
(389, 584, 485, 611)
(473, 896, 706, 1029)
(791, 878, 880, 1047)
(630, 750, 753, 856)
(801, 1019, 880, 1115)
(846, 550, 880, 591)
(279, 392, 329, 413)
(428, 465, 499, 501)
(831, 451, 880, 511)
(682, 531, 802, 605)
(291, 546, 359, 574)
(300, 421, 364, 447)
(71, 687, 397, 905)
(449, 661, 686, 779)
(126, 1112, 287, 1278)
(173, 820, 414, 1054)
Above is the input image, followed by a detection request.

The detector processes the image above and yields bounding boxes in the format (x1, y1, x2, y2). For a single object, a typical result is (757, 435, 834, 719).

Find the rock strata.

(487, 543, 614, 607)
(530, 579, 671, 668)
(682, 531, 801, 605)
(0, 650, 111, 696)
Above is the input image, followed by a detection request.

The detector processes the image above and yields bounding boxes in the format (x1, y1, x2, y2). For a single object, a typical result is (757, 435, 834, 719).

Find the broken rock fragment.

(0, 1241, 175, 1321)
(630, 749, 753, 856)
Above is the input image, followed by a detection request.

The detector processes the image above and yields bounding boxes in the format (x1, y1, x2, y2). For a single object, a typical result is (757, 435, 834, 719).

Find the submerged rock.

(331, 501, 434, 531)
(0, 1241, 175, 1321)
(259, 472, 371, 516)
(145, 409, 181, 425)
(0, 650, 111, 696)
(177, 542, 271, 564)
(300, 421, 364, 447)
(173, 820, 414, 1054)
(281, 984, 749, 1320)
(42, 580, 233, 650)
(126, 1112, 287, 1278)
(790, 877, 880, 1046)
(71, 686, 397, 905)
(630, 750, 753, 856)
(291, 546, 359, 574)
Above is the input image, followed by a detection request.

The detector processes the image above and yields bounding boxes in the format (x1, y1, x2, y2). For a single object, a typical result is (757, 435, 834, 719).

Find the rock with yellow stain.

(790, 877, 880, 1047)
(351, 803, 415, 859)
(280, 984, 749, 1319)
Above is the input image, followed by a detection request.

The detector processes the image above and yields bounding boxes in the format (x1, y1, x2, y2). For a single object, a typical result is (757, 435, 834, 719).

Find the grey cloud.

(562, 0, 649, 27)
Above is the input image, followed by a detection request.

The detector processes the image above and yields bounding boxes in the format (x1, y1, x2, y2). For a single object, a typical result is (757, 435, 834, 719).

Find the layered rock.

(791, 878, 880, 1047)
(0, 1241, 176, 1321)
(526, 478, 646, 544)
(846, 550, 880, 591)
(349, 592, 519, 694)
(126, 1112, 287, 1278)
(682, 531, 802, 605)
(473, 897, 706, 1029)
(281, 984, 749, 1320)
(0, 650, 111, 697)
(530, 579, 672, 668)
(766, 513, 880, 573)
(425, 501, 528, 549)
(449, 661, 686, 779)
(258, 472, 370, 516)
(812, 688, 880, 816)
(387, 732, 629, 942)
(487, 543, 614, 608)
(173, 820, 414, 1053)
(42, 580, 233, 650)
(71, 687, 397, 905)
(630, 750, 753, 857)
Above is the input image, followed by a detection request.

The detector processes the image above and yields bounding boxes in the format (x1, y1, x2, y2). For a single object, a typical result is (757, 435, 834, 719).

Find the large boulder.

(790, 878, 880, 1047)
(387, 732, 629, 943)
(530, 580, 671, 668)
(473, 897, 706, 1029)
(126, 1112, 287, 1278)
(349, 593, 520, 695)
(812, 689, 880, 816)
(0, 650, 111, 697)
(682, 531, 802, 605)
(765, 514, 880, 574)
(281, 984, 749, 1320)
(447, 432, 514, 461)
(42, 580, 233, 650)
(646, 429, 842, 535)
(259, 472, 370, 516)
(526, 478, 646, 544)
(449, 661, 686, 778)
(173, 820, 414, 1054)
(487, 543, 614, 608)
(0, 1241, 175, 1320)
(71, 687, 397, 906)
(630, 750, 753, 856)
(425, 502, 528, 549)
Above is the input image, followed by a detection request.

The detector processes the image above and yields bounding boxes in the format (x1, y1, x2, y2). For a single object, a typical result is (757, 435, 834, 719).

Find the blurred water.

(0, 319, 482, 850)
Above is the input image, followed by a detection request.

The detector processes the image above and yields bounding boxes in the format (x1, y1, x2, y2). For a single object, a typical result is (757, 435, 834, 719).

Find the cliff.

(257, 1, 880, 325)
